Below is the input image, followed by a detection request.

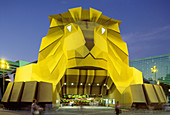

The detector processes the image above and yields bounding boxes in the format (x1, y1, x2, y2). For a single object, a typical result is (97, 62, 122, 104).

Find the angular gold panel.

(87, 70, 94, 76)
(66, 75, 79, 83)
(91, 86, 100, 95)
(1, 82, 13, 102)
(39, 26, 63, 52)
(62, 86, 66, 95)
(80, 70, 86, 76)
(74, 45, 89, 57)
(86, 75, 94, 84)
(66, 69, 79, 75)
(105, 21, 120, 33)
(153, 85, 165, 103)
(10, 82, 24, 102)
(49, 14, 63, 27)
(108, 85, 121, 103)
(96, 15, 111, 25)
(107, 29, 128, 55)
(60, 11, 74, 24)
(96, 70, 107, 76)
(37, 82, 52, 102)
(90, 8, 102, 22)
(78, 86, 84, 95)
(159, 86, 168, 103)
(69, 7, 82, 22)
(79, 75, 86, 83)
(106, 77, 113, 89)
(93, 76, 106, 83)
(67, 86, 77, 94)
(60, 77, 65, 86)
(21, 81, 37, 102)
(143, 84, 159, 103)
(121, 86, 132, 107)
(84, 86, 90, 95)
(101, 86, 107, 95)
(130, 84, 146, 103)
(40, 38, 61, 59)
(81, 9, 90, 21)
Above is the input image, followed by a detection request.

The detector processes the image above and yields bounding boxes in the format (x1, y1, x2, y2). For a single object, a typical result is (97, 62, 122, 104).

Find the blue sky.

(0, 0, 170, 62)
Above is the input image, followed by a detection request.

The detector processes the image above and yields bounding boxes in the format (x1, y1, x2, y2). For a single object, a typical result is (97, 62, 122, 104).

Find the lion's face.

(64, 21, 107, 69)
(37, 8, 131, 93)
(14, 8, 143, 97)
(64, 20, 128, 70)
(38, 8, 129, 70)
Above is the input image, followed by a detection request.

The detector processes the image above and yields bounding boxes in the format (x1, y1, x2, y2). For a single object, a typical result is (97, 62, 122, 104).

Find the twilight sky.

(0, 0, 170, 62)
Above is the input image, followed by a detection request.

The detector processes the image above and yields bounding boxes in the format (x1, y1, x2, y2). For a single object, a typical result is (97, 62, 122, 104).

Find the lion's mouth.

(60, 67, 109, 96)
(68, 53, 107, 62)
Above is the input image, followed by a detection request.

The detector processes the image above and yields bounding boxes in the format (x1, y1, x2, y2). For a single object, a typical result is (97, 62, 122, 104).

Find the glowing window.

(101, 27, 105, 34)
(67, 25, 72, 32)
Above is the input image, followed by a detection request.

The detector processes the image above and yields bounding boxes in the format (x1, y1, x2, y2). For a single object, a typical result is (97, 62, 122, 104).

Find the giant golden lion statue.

(13, 7, 145, 105)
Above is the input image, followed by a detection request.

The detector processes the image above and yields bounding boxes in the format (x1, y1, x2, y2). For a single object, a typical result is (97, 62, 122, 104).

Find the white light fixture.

(103, 84, 106, 86)
(1, 60, 5, 63)
(101, 27, 105, 34)
(67, 25, 72, 32)
(80, 83, 83, 85)
(169, 89, 170, 92)
(5, 79, 11, 82)
(71, 83, 74, 85)
(64, 83, 66, 85)
(97, 83, 99, 86)
(88, 83, 91, 86)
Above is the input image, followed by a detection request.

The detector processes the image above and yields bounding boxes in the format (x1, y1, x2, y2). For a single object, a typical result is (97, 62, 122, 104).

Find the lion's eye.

(101, 27, 105, 34)
(67, 25, 72, 32)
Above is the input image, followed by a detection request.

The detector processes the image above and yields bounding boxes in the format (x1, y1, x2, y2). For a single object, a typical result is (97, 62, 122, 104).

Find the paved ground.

(0, 106, 170, 115)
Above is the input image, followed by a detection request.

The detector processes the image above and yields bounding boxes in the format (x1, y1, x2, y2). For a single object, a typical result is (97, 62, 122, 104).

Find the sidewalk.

(0, 106, 170, 115)
(0, 108, 30, 115)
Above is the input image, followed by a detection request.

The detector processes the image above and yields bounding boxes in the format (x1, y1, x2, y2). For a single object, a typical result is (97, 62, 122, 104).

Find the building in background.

(0, 60, 30, 76)
(130, 54, 170, 85)
(130, 54, 170, 102)
(0, 59, 30, 99)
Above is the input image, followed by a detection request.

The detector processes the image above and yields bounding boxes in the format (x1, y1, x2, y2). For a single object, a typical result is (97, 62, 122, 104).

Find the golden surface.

(144, 84, 159, 103)
(13, 7, 146, 105)
(10, 82, 23, 102)
(21, 81, 37, 102)
(1, 82, 13, 102)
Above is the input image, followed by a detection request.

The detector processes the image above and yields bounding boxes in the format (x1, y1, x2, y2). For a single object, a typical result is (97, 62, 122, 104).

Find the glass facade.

(130, 54, 170, 85)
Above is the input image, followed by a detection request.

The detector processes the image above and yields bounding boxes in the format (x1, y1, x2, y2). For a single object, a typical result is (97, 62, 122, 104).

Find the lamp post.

(0, 59, 10, 94)
(151, 66, 158, 85)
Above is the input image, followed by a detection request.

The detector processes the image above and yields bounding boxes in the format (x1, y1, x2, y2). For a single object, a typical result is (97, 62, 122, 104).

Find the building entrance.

(60, 94, 106, 106)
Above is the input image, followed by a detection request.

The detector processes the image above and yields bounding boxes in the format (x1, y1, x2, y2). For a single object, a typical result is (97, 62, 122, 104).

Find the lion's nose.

(85, 42, 94, 51)
(83, 31, 94, 51)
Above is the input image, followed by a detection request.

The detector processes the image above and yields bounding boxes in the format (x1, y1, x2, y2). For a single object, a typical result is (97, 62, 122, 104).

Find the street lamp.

(0, 59, 10, 94)
(151, 66, 158, 85)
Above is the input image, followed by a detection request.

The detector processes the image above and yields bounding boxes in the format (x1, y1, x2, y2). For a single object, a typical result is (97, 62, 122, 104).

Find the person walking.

(115, 101, 120, 115)
(31, 99, 39, 115)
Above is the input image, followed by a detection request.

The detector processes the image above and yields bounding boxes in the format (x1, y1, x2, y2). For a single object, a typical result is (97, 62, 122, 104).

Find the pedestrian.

(31, 99, 39, 115)
(31, 99, 43, 115)
(115, 101, 121, 115)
